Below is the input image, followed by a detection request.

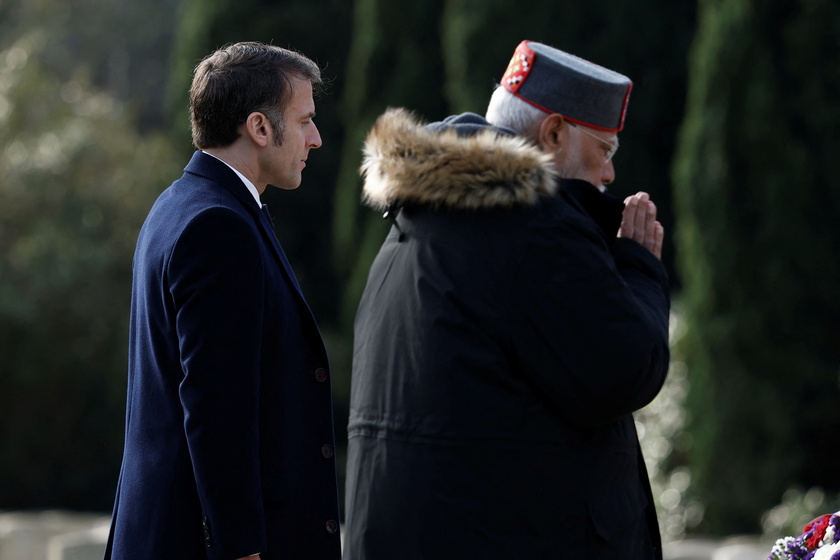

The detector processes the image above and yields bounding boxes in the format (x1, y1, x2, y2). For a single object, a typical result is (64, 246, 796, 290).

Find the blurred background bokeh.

(2, 0, 839, 555)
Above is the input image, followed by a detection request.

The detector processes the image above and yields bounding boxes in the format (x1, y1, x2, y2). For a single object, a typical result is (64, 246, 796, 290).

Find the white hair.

(485, 86, 546, 137)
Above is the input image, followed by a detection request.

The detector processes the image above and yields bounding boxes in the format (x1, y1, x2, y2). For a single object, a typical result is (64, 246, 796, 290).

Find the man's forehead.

(286, 79, 316, 109)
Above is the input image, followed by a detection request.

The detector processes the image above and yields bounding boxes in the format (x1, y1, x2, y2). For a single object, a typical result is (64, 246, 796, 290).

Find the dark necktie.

(261, 204, 274, 229)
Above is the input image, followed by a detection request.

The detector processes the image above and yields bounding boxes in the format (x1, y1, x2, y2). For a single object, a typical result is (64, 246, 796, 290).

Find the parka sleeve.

(508, 212, 670, 427)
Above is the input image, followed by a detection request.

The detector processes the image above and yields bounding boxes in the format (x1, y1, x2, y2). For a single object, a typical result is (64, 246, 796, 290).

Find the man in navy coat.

(104, 42, 341, 560)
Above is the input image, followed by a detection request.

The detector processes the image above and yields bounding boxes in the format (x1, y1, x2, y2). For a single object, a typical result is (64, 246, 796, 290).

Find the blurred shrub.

(0, 32, 181, 510)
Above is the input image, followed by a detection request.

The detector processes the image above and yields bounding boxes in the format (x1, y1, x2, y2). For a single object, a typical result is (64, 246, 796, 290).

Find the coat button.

(321, 444, 333, 458)
(314, 367, 327, 382)
(326, 520, 338, 534)
(202, 516, 213, 548)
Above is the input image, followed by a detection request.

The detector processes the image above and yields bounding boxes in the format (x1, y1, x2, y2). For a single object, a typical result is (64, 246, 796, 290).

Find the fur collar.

(360, 108, 558, 211)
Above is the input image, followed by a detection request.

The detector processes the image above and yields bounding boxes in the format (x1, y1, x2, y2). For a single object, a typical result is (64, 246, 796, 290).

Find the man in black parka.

(344, 40, 670, 560)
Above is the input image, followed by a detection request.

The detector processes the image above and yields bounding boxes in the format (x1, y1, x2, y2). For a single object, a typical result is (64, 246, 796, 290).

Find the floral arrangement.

(769, 512, 840, 559)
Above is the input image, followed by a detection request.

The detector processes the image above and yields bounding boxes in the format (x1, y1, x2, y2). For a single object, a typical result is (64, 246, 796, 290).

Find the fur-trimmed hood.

(360, 109, 558, 211)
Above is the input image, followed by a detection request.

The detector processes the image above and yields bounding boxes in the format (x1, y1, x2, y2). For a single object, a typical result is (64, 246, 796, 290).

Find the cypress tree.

(331, 0, 448, 327)
(673, 0, 840, 534)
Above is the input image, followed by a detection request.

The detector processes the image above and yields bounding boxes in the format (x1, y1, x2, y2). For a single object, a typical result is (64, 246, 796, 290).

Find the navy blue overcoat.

(104, 151, 341, 560)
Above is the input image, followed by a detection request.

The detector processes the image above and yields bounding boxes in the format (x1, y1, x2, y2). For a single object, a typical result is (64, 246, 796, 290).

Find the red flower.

(804, 514, 833, 549)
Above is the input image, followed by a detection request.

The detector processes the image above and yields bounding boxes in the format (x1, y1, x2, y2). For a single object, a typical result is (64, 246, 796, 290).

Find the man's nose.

(308, 124, 322, 149)
(601, 159, 615, 185)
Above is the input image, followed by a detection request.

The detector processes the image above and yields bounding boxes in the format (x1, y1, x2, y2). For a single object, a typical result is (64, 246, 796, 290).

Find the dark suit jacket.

(105, 151, 341, 560)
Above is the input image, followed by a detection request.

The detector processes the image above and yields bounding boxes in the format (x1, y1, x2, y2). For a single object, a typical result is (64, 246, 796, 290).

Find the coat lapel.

(184, 151, 307, 301)
(256, 204, 304, 296)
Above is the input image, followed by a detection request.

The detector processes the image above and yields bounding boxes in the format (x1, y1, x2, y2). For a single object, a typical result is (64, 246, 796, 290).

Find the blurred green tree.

(673, 0, 840, 534)
(0, 32, 181, 509)
(331, 0, 448, 327)
(0, 0, 180, 129)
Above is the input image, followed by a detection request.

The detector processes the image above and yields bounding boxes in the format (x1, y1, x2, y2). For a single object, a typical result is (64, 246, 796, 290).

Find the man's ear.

(243, 111, 271, 147)
(537, 113, 569, 153)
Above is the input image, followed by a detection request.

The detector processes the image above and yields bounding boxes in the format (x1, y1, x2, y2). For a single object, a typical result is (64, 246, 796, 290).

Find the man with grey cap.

(343, 40, 669, 560)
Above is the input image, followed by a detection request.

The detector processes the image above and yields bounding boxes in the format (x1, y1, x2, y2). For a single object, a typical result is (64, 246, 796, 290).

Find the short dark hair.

(189, 42, 322, 149)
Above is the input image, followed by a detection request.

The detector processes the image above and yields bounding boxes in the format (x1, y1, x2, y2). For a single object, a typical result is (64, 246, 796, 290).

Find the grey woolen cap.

(500, 40, 633, 131)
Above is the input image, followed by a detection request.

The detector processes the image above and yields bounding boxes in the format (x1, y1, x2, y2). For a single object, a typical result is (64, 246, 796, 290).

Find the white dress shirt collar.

(201, 151, 262, 208)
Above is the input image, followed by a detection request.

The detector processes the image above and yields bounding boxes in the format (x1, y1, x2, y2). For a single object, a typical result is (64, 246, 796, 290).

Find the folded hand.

(618, 191, 664, 260)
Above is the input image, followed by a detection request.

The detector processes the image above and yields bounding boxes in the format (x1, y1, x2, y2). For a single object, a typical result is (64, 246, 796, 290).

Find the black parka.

(344, 110, 670, 560)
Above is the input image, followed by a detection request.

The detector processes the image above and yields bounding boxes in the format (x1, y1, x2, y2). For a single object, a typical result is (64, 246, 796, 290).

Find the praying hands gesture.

(618, 192, 664, 261)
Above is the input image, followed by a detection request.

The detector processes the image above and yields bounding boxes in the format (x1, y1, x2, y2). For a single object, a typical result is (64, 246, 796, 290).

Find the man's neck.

(203, 145, 263, 194)
(201, 150, 263, 206)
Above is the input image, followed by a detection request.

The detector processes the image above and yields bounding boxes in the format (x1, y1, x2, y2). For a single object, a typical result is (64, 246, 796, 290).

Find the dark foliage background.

(672, 0, 840, 534)
(1, 0, 838, 539)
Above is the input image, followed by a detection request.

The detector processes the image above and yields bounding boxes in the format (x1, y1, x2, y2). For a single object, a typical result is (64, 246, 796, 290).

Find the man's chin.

(267, 182, 301, 191)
